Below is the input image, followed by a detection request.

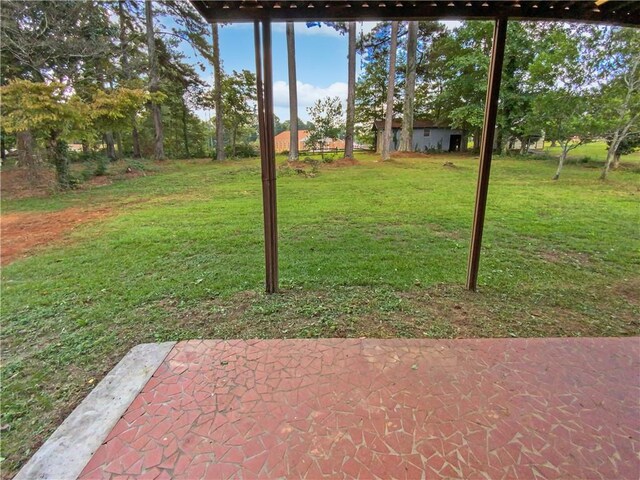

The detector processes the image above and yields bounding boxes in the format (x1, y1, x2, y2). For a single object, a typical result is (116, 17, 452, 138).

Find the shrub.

(224, 143, 257, 158)
(94, 156, 108, 176)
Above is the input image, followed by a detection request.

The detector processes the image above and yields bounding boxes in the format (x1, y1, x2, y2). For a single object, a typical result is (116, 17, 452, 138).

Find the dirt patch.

(84, 170, 147, 188)
(282, 157, 359, 170)
(1, 165, 150, 200)
(613, 278, 640, 304)
(426, 223, 464, 240)
(391, 152, 432, 159)
(539, 250, 592, 267)
(0, 167, 56, 199)
(281, 160, 310, 170)
(0, 207, 112, 265)
(324, 157, 360, 168)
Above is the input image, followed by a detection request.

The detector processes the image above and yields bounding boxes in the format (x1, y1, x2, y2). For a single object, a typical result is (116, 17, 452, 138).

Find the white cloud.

(442, 20, 463, 30)
(273, 80, 348, 120)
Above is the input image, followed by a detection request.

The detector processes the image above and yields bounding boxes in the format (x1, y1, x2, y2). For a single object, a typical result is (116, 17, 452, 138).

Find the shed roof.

(191, 1, 639, 27)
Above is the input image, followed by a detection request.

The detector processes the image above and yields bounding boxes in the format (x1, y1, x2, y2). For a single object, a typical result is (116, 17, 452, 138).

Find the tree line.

(1, 0, 237, 187)
(356, 21, 639, 179)
(1, 2, 638, 189)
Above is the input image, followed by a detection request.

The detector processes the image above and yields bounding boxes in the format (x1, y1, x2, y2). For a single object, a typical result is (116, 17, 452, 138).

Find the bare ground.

(0, 207, 113, 265)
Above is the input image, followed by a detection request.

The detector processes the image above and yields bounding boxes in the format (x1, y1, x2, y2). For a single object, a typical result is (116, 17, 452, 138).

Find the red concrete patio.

(78, 337, 638, 479)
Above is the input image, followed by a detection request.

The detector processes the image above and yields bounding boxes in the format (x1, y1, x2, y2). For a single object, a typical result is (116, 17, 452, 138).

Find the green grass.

(542, 140, 640, 163)
(1, 152, 639, 476)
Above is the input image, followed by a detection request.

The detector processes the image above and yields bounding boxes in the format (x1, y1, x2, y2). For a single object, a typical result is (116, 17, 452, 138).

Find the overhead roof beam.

(191, 1, 639, 26)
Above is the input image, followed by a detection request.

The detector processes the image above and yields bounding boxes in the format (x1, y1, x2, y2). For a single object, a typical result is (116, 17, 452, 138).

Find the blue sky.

(189, 21, 459, 122)
(192, 22, 372, 121)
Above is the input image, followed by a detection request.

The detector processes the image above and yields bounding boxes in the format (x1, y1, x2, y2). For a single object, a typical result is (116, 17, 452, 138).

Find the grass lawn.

(1, 152, 639, 476)
(542, 139, 640, 163)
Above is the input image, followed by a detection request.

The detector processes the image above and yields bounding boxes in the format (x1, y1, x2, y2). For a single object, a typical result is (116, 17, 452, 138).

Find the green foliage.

(593, 29, 640, 138)
(529, 91, 598, 148)
(0, 0, 115, 84)
(202, 69, 257, 157)
(428, 22, 492, 134)
(90, 88, 155, 129)
(224, 143, 257, 159)
(94, 156, 109, 176)
(0, 80, 85, 138)
(306, 96, 344, 156)
(611, 134, 640, 157)
(355, 22, 402, 143)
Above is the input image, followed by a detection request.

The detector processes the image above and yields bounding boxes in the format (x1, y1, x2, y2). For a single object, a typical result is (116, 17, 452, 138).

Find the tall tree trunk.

(602, 114, 639, 179)
(115, 132, 123, 157)
(119, 0, 141, 160)
(495, 128, 503, 154)
(119, 0, 130, 78)
(120, 0, 138, 158)
(145, 0, 165, 160)
(104, 132, 117, 161)
(131, 119, 141, 158)
(601, 131, 620, 180)
(286, 22, 299, 162)
(182, 100, 190, 158)
(461, 131, 468, 152)
(344, 22, 356, 159)
(553, 143, 569, 180)
(48, 131, 70, 189)
(613, 152, 621, 169)
(17, 130, 36, 167)
(519, 137, 527, 155)
(399, 21, 418, 152)
(1, 134, 7, 164)
(211, 23, 225, 161)
(381, 21, 399, 161)
(232, 128, 237, 157)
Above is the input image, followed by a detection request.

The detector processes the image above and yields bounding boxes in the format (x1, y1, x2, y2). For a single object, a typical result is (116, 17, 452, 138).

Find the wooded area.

(1, 1, 638, 189)
(2, 4, 639, 475)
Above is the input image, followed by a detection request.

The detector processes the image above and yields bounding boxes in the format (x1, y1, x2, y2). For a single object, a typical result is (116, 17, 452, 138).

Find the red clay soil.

(0, 168, 57, 199)
(326, 157, 360, 167)
(391, 151, 432, 159)
(284, 158, 360, 170)
(0, 207, 112, 265)
(1, 167, 147, 200)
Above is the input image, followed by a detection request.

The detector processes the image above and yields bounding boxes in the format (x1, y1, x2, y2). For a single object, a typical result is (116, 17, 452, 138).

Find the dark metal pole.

(254, 22, 267, 165)
(255, 20, 279, 294)
(466, 18, 508, 292)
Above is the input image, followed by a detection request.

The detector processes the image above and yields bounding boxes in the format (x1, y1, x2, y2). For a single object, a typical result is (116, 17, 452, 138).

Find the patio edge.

(14, 341, 176, 480)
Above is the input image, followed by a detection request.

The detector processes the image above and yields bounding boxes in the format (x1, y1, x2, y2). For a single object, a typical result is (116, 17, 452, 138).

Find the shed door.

(449, 134, 462, 152)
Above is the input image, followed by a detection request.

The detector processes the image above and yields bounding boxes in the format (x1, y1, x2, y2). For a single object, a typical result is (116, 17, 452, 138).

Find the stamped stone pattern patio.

(79, 338, 640, 479)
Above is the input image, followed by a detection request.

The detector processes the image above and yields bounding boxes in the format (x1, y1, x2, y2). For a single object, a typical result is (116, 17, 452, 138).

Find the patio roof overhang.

(192, 1, 639, 27)
(191, 0, 638, 294)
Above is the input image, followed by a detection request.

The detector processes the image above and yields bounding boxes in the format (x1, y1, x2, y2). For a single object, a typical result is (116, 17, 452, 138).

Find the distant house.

(373, 120, 464, 153)
(274, 130, 347, 153)
(274, 129, 310, 153)
(324, 138, 346, 150)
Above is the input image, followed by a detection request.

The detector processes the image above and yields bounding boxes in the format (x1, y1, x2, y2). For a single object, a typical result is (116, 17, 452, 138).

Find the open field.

(542, 140, 640, 163)
(1, 152, 639, 476)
